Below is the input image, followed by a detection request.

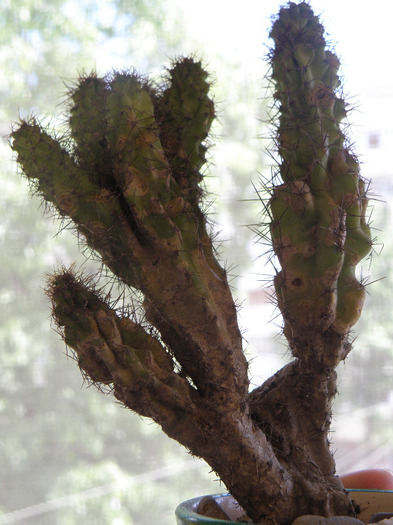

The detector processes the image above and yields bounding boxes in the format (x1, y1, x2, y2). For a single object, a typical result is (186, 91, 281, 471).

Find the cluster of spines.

(268, 2, 372, 354)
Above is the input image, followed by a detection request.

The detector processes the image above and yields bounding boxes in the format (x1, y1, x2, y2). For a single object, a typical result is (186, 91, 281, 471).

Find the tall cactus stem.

(268, 2, 372, 358)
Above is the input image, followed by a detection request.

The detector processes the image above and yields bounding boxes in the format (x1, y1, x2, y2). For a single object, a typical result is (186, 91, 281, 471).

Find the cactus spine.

(11, 4, 372, 524)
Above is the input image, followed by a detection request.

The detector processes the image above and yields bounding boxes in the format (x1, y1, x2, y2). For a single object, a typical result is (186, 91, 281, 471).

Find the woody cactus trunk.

(10, 3, 372, 524)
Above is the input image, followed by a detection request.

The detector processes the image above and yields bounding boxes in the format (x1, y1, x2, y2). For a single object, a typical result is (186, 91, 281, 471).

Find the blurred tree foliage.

(0, 1, 268, 523)
(0, 1, 216, 523)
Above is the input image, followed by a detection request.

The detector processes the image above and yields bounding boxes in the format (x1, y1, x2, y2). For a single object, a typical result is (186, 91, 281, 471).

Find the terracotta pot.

(175, 490, 393, 524)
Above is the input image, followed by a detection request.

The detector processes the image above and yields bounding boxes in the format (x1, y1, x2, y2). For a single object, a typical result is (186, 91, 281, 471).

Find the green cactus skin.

(155, 57, 215, 204)
(153, 58, 219, 275)
(11, 120, 143, 287)
(11, 5, 369, 523)
(268, 2, 371, 363)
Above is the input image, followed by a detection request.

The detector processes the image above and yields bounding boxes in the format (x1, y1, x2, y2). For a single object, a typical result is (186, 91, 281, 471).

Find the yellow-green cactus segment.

(269, 2, 372, 338)
(69, 74, 112, 186)
(270, 180, 343, 334)
(10, 121, 142, 286)
(156, 57, 215, 204)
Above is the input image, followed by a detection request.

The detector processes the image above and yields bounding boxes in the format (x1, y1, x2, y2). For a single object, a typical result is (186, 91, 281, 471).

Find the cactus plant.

(10, 2, 373, 524)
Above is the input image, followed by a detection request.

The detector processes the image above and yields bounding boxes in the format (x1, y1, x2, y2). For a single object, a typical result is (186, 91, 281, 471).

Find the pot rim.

(175, 493, 241, 524)
(175, 491, 393, 525)
(349, 488, 393, 493)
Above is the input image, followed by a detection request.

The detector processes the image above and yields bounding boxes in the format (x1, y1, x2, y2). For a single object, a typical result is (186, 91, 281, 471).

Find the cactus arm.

(268, 2, 371, 364)
(155, 58, 214, 203)
(11, 121, 143, 287)
(243, 3, 372, 519)
(68, 74, 112, 185)
(47, 270, 196, 424)
(154, 58, 224, 280)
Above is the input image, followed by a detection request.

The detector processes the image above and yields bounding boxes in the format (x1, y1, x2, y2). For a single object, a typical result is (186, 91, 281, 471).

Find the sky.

(179, 0, 391, 97)
(93, 1, 390, 97)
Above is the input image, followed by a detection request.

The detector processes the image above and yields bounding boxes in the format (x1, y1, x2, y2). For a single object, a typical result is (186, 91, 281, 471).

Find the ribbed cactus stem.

(11, 121, 143, 287)
(47, 270, 195, 420)
(106, 73, 181, 242)
(269, 2, 371, 362)
(154, 58, 217, 266)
